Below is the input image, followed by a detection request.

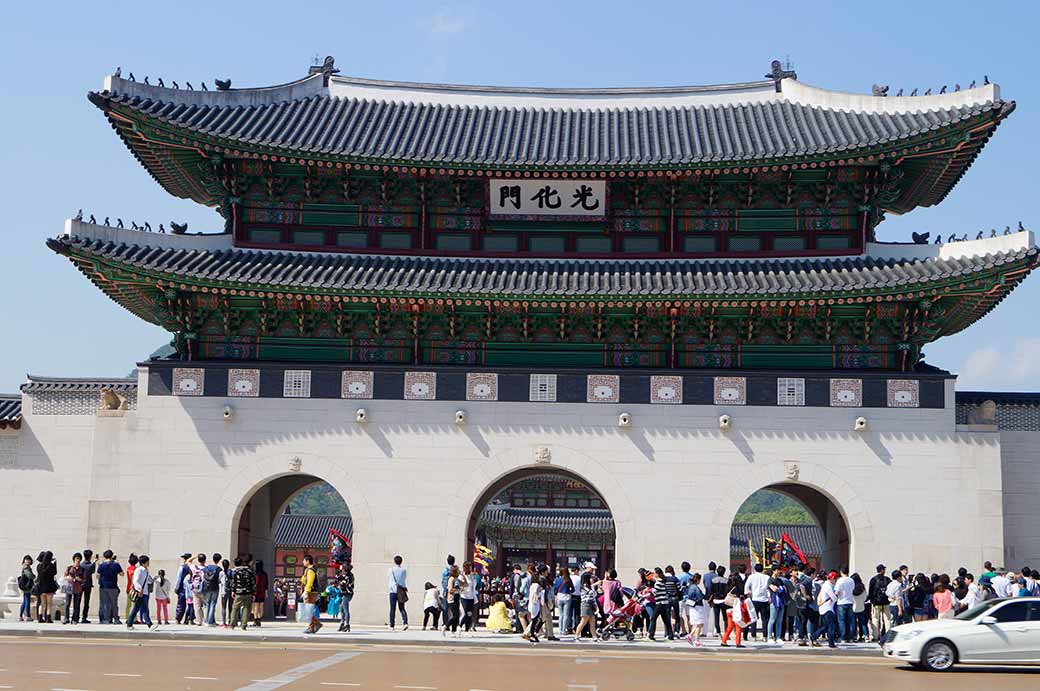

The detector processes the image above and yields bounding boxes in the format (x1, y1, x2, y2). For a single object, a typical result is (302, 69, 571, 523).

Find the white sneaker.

(402, 625, 409, 631)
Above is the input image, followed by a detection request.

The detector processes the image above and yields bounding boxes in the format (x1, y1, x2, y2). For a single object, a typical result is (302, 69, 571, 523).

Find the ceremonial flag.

(473, 543, 493, 575)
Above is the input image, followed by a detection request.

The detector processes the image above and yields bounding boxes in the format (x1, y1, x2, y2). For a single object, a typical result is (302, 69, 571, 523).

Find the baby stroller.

(598, 587, 647, 641)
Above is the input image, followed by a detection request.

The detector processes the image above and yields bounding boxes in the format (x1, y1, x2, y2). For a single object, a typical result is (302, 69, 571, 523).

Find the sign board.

(489, 179, 607, 220)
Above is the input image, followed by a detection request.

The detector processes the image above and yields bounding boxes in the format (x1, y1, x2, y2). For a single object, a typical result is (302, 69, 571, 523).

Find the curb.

(0, 628, 882, 657)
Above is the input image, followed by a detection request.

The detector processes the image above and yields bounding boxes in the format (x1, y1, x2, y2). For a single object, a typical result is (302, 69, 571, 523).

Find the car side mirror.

(981, 616, 998, 625)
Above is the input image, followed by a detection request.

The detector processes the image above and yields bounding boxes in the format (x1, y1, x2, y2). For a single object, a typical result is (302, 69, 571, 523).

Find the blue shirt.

(97, 561, 122, 589)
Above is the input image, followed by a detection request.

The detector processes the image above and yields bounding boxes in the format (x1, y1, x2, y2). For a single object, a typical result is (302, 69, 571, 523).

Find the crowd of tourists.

(15, 548, 1040, 648)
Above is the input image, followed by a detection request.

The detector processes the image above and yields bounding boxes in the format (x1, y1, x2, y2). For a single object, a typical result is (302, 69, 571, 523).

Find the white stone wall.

(0, 371, 1019, 624)
(1000, 431, 1040, 568)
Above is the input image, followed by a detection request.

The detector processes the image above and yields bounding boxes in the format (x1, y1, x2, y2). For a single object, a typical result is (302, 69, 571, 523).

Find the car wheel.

(921, 640, 956, 672)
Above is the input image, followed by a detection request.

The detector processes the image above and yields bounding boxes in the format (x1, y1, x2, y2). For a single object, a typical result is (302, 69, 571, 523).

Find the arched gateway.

(1, 60, 1037, 627)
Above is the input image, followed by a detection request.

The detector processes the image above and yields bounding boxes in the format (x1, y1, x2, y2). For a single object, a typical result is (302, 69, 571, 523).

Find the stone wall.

(999, 431, 1040, 567)
(0, 371, 1019, 624)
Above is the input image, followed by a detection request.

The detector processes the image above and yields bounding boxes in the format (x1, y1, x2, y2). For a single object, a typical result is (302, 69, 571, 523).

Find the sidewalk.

(0, 619, 882, 656)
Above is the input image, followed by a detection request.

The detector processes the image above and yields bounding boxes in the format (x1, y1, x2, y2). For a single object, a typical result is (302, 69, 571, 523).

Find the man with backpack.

(228, 557, 255, 630)
(867, 563, 892, 641)
(202, 552, 223, 626)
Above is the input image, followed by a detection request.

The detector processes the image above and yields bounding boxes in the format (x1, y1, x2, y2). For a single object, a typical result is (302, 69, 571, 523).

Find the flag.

(748, 538, 761, 567)
(764, 537, 778, 566)
(473, 544, 493, 574)
(329, 527, 352, 567)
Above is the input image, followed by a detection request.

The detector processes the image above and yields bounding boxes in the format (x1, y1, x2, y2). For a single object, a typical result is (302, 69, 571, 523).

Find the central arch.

(466, 467, 617, 577)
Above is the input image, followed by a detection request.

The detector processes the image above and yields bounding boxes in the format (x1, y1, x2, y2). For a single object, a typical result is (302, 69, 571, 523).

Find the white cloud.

(429, 10, 467, 34)
(957, 338, 1040, 390)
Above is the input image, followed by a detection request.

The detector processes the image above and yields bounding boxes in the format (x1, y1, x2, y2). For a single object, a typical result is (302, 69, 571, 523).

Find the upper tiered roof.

(87, 60, 1014, 212)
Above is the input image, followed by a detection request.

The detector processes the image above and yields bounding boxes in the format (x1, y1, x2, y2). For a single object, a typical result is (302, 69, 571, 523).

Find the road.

(0, 638, 1037, 691)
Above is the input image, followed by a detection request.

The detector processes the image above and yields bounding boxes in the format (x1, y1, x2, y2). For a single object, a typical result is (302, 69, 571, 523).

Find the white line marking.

(574, 658, 600, 664)
(0, 685, 13, 689)
(36, 672, 70, 675)
(395, 687, 437, 690)
(184, 677, 219, 681)
(51, 688, 94, 691)
(234, 652, 360, 691)
(320, 685, 361, 688)
(567, 686, 598, 691)
(103, 674, 141, 678)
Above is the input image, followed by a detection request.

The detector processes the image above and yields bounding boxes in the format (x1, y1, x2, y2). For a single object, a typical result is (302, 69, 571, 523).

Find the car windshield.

(955, 598, 1006, 621)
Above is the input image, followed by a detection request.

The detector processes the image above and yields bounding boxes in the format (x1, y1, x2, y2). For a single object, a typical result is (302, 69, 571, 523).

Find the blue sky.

(1, 1, 1037, 392)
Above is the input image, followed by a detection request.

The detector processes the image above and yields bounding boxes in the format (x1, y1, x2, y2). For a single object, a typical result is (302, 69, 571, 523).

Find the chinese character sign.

(489, 179, 607, 218)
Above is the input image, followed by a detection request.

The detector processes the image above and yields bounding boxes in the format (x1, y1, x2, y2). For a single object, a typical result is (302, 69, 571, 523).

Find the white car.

(882, 597, 1040, 671)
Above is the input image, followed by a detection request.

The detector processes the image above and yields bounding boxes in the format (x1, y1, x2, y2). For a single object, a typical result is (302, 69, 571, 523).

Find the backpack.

(202, 565, 221, 592)
(791, 582, 808, 609)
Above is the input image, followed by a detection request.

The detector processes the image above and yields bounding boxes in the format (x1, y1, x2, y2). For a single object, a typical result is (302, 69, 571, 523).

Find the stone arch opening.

(729, 483, 850, 572)
(233, 474, 352, 612)
(467, 467, 617, 578)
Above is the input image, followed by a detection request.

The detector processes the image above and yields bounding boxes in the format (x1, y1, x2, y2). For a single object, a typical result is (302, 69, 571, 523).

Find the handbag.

(393, 569, 409, 604)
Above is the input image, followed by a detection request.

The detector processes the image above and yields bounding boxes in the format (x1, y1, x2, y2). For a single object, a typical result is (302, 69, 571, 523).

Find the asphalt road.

(0, 639, 1037, 691)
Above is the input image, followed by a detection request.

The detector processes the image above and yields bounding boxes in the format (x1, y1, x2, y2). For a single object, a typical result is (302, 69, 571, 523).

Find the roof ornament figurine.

(924, 88, 932, 95)
(103, 217, 109, 226)
(976, 231, 984, 240)
(158, 223, 166, 234)
(990, 228, 997, 237)
(896, 88, 904, 96)
(186, 82, 193, 91)
(128, 72, 135, 82)
(113, 66, 121, 78)
(88, 214, 96, 224)
(201, 81, 208, 91)
(955, 83, 961, 92)
(765, 58, 796, 92)
(940, 85, 947, 94)
(934, 234, 942, 245)
(872, 84, 889, 97)
(144, 221, 151, 232)
(214, 78, 231, 91)
(1019, 221, 1026, 232)
(157, 78, 165, 87)
(1006, 225, 1012, 235)
(172, 81, 179, 90)
(319, 55, 339, 87)
(911, 231, 929, 244)
(74, 209, 83, 221)
(984, 75, 990, 85)
(947, 233, 957, 243)
(116, 218, 123, 228)
(911, 88, 918, 96)
(143, 76, 149, 85)
(970, 79, 976, 88)
(170, 221, 188, 235)
(131, 221, 138, 230)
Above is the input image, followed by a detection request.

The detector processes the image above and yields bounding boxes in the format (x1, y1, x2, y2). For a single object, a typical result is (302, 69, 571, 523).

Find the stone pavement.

(0, 618, 881, 655)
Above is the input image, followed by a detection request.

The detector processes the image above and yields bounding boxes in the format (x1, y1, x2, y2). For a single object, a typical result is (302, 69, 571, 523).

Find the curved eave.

(88, 87, 1014, 212)
(46, 236, 1039, 336)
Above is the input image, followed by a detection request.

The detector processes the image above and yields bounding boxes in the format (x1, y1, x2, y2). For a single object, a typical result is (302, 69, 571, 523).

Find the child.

(154, 569, 171, 625)
(422, 581, 441, 630)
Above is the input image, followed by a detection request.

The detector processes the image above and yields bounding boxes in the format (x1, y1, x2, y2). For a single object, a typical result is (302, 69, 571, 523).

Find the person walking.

(745, 563, 771, 641)
(80, 550, 97, 623)
(252, 561, 269, 627)
(201, 553, 222, 626)
(335, 563, 354, 632)
(522, 565, 544, 644)
(17, 555, 35, 622)
(62, 553, 85, 624)
(219, 558, 232, 627)
(445, 564, 462, 636)
(648, 567, 675, 641)
(933, 580, 955, 619)
(537, 564, 557, 641)
(154, 569, 171, 625)
(439, 555, 455, 630)
(301, 554, 322, 634)
(387, 555, 409, 630)
(36, 551, 58, 623)
(124, 554, 138, 624)
(683, 572, 708, 647)
(126, 555, 154, 629)
(834, 567, 855, 642)
(554, 565, 575, 635)
(189, 554, 207, 626)
(720, 573, 748, 648)
(460, 562, 477, 633)
(867, 564, 892, 642)
(173, 553, 192, 624)
(814, 571, 839, 648)
(708, 565, 728, 638)
(573, 570, 598, 641)
(229, 557, 255, 630)
(96, 550, 122, 624)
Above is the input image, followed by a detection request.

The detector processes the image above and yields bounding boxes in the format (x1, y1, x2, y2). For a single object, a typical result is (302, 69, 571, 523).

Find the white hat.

(583, 561, 596, 570)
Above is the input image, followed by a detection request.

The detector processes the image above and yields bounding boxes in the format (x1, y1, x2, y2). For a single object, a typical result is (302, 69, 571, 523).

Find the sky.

(0, 1, 1038, 393)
